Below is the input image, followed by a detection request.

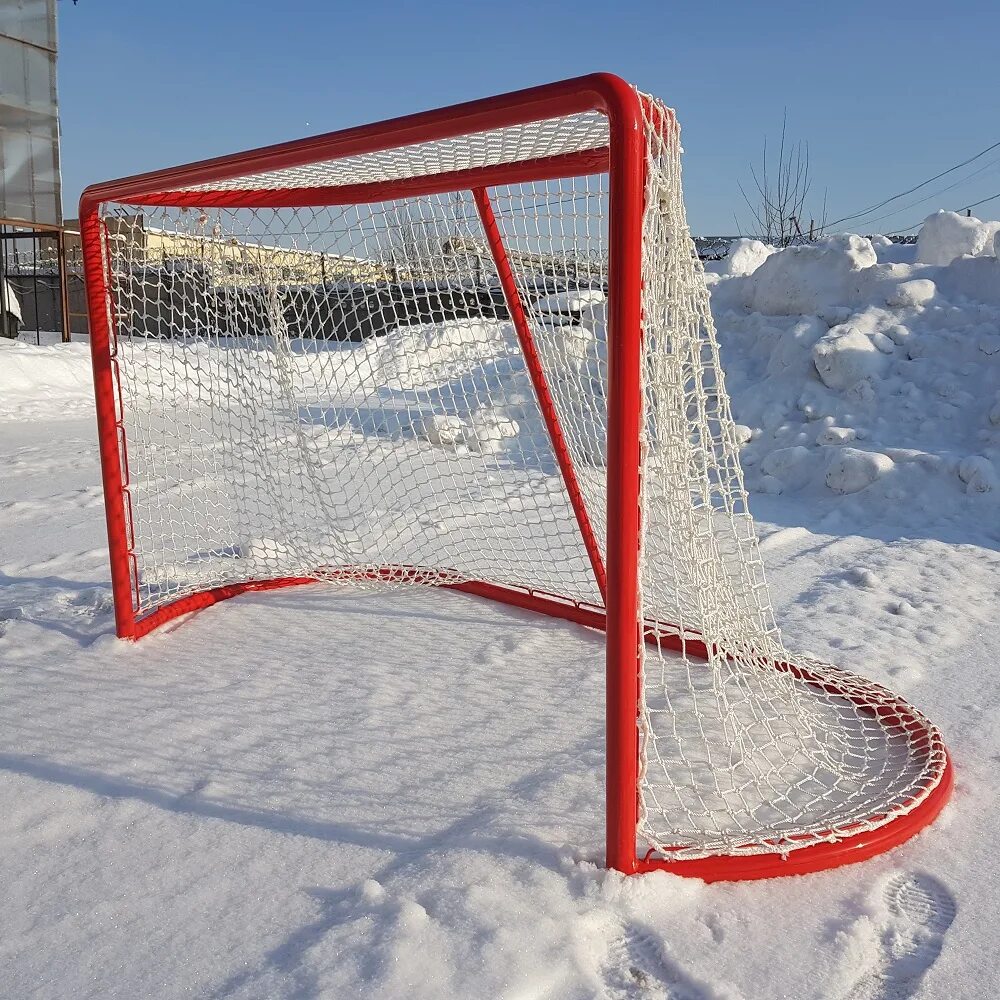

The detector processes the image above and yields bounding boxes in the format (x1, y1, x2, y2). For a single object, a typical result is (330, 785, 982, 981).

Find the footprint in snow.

(850, 871, 956, 1000)
(0, 607, 25, 638)
(65, 588, 115, 618)
(601, 925, 707, 1000)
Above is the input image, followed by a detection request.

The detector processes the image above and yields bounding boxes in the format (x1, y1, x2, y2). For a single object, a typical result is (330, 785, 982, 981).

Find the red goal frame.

(80, 73, 952, 880)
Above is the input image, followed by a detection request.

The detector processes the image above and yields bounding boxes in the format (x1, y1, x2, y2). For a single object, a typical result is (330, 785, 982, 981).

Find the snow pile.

(0, 338, 94, 415)
(710, 221, 1000, 528)
(711, 237, 775, 277)
(749, 234, 877, 316)
(934, 251, 1000, 308)
(374, 302, 609, 464)
(362, 318, 519, 393)
(916, 210, 1000, 265)
(868, 234, 919, 265)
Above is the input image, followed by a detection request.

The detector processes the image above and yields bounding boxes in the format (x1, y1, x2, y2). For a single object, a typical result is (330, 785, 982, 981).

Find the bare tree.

(738, 112, 827, 246)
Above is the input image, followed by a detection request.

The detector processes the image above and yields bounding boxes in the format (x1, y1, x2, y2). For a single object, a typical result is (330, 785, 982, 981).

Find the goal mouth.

(79, 73, 953, 881)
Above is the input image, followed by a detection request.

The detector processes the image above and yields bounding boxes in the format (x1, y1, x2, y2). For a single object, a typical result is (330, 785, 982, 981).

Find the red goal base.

(635, 760, 953, 882)
(118, 571, 954, 882)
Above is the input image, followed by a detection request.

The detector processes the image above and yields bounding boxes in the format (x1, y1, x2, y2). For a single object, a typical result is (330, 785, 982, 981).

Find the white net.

(634, 100, 944, 858)
(173, 113, 610, 194)
(100, 188, 607, 610)
(94, 95, 947, 865)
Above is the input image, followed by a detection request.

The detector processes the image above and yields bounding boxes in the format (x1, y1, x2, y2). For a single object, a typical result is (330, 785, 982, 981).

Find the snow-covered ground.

(2, 213, 999, 998)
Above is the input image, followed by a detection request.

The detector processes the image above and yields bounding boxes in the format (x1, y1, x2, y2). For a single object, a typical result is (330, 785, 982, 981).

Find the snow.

(710, 237, 775, 277)
(3, 213, 1000, 997)
(708, 220, 1000, 536)
(749, 234, 878, 317)
(824, 447, 895, 494)
(916, 210, 1000, 266)
(362, 317, 519, 392)
(0, 337, 94, 416)
(935, 253, 1000, 307)
(534, 289, 608, 315)
(870, 234, 919, 266)
(812, 322, 888, 390)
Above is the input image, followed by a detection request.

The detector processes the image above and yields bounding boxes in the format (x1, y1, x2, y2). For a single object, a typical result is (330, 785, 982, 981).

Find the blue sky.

(58, 0, 1000, 235)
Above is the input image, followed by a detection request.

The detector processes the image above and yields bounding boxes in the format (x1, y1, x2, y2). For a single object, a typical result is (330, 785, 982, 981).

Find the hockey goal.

(80, 74, 951, 879)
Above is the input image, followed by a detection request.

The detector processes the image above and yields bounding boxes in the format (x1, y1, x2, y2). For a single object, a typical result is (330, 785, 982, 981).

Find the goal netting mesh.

(94, 94, 946, 863)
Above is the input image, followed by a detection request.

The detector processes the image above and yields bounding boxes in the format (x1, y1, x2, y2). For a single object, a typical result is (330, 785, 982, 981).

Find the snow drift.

(5, 212, 1000, 529)
(706, 220, 1000, 526)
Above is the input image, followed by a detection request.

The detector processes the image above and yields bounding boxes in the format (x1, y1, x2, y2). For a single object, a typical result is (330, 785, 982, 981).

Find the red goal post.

(80, 73, 952, 880)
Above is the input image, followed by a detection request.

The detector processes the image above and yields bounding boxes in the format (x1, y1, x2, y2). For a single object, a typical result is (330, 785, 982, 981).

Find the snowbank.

(0, 339, 94, 415)
(869, 234, 918, 265)
(715, 238, 775, 277)
(709, 213, 1000, 523)
(934, 253, 1000, 306)
(5, 209, 1000, 526)
(916, 210, 1000, 266)
(361, 318, 519, 393)
(750, 234, 878, 316)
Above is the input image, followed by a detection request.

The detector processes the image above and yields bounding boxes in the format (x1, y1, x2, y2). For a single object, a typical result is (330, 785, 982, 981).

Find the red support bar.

(601, 87, 648, 875)
(80, 207, 138, 640)
(127, 576, 319, 640)
(123, 148, 610, 211)
(472, 187, 607, 602)
(80, 73, 629, 209)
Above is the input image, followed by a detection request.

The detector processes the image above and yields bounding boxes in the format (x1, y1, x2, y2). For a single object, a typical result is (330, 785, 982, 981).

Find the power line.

(827, 136, 1000, 229)
(959, 189, 1000, 213)
(854, 155, 1000, 228)
(884, 188, 1000, 236)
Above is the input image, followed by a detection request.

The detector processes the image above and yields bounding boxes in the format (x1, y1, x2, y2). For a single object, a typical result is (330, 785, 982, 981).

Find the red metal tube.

(79, 74, 629, 209)
(121, 148, 610, 211)
(472, 186, 607, 601)
(601, 83, 648, 875)
(80, 207, 138, 639)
